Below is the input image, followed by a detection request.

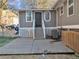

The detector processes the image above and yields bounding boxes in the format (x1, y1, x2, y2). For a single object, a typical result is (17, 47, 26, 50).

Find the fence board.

(62, 31, 79, 53)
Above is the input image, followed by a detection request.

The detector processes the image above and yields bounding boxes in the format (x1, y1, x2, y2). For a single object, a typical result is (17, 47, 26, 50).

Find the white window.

(67, 0, 74, 17)
(26, 11, 32, 22)
(44, 11, 51, 22)
(60, 5, 64, 16)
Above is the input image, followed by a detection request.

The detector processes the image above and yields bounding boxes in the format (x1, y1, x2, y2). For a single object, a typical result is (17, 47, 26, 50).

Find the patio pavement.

(0, 38, 74, 54)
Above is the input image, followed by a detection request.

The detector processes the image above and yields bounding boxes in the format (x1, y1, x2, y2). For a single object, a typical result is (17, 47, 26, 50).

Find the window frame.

(60, 5, 64, 16)
(44, 11, 51, 22)
(67, 0, 74, 17)
(26, 11, 32, 22)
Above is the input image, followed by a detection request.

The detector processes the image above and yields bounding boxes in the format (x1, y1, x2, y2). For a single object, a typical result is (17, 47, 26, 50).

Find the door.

(35, 12, 42, 27)
(35, 12, 44, 39)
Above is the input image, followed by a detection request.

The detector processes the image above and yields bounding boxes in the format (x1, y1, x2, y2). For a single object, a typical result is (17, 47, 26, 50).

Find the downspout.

(33, 11, 35, 39)
(42, 12, 46, 38)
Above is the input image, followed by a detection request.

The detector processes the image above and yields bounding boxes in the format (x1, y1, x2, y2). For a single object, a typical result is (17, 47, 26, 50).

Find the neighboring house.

(19, 0, 79, 39)
(54, 0, 79, 26)
(18, 0, 58, 39)
(19, 9, 56, 39)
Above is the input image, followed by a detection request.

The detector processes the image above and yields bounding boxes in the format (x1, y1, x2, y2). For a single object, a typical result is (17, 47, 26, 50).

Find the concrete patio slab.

(0, 38, 74, 54)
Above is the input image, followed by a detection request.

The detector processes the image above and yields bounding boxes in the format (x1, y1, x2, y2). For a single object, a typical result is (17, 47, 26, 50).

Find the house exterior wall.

(19, 11, 33, 38)
(77, 0, 79, 16)
(19, 10, 56, 38)
(19, 11, 33, 27)
(44, 10, 56, 27)
(19, 10, 56, 28)
(55, 0, 79, 26)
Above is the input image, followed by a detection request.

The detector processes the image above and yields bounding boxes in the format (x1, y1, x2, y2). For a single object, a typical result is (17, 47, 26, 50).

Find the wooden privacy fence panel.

(62, 31, 79, 53)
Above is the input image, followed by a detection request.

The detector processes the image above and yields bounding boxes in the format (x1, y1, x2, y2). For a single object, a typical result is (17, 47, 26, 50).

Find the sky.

(8, 0, 33, 10)
(8, 0, 58, 10)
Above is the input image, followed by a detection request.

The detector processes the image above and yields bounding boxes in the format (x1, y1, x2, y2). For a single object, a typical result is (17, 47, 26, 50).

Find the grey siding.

(77, 0, 79, 16)
(55, 0, 79, 26)
(19, 11, 33, 27)
(19, 28, 33, 38)
(44, 11, 56, 27)
(19, 10, 56, 28)
(44, 11, 57, 39)
(19, 10, 56, 38)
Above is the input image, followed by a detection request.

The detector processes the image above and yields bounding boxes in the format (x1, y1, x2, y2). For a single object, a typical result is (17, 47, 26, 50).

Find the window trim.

(67, 0, 74, 17)
(44, 11, 51, 22)
(60, 5, 64, 16)
(26, 11, 32, 22)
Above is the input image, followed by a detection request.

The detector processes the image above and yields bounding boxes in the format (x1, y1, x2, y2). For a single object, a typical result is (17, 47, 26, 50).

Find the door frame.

(34, 11, 43, 28)
(56, 9, 59, 27)
(33, 11, 44, 38)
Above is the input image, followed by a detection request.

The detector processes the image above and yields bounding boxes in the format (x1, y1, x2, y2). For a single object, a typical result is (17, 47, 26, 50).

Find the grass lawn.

(0, 36, 16, 47)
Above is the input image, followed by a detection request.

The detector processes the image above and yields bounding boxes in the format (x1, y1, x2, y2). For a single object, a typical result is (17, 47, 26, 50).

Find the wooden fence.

(62, 31, 79, 53)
